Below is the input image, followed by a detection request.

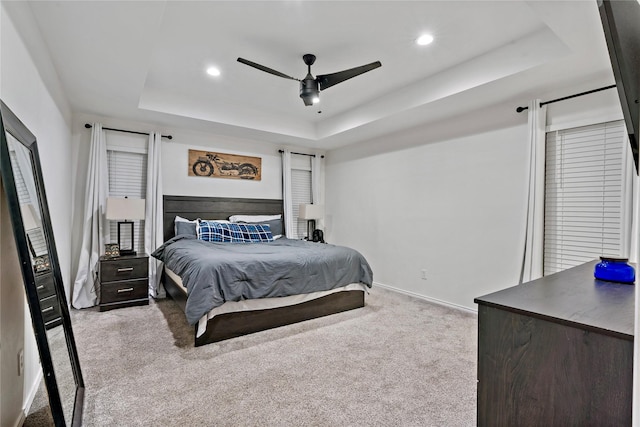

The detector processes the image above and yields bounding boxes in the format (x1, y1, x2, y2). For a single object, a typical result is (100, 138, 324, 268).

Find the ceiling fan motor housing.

(300, 76, 319, 106)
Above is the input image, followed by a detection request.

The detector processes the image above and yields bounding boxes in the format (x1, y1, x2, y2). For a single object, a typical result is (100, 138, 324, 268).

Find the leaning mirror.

(0, 100, 84, 426)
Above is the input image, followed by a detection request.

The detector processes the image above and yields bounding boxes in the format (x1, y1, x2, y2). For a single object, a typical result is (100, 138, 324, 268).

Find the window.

(290, 154, 312, 239)
(543, 120, 631, 275)
(107, 149, 147, 254)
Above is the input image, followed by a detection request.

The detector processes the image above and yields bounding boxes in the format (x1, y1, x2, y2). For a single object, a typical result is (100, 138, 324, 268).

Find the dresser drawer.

(100, 279, 148, 305)
(35, 272, 55, 299)
(100, 257, 148, 282)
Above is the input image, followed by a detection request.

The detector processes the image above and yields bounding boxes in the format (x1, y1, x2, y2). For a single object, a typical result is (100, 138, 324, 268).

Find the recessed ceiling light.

(206, 66, 221, 77)
(416, 34, 434, 46)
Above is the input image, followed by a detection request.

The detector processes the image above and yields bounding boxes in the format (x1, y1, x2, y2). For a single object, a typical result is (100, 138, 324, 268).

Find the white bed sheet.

(165, 267, 368, 338)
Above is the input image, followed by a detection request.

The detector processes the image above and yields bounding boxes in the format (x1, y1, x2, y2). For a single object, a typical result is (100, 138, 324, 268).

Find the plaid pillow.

(237, 218, 283, 238)
(197, 220, 274, 243)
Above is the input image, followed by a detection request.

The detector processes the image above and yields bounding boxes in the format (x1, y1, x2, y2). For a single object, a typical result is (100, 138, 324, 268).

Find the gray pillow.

(175, 221, 197, 237)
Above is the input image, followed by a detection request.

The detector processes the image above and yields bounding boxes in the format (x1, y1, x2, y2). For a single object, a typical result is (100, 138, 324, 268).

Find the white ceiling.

(12, 1, 614, 149)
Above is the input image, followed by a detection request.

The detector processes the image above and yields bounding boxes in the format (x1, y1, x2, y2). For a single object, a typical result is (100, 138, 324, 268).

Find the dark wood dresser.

(98, 254, 149, 312)
(474, 260, 634, 426)
(35, 271, 62, 330)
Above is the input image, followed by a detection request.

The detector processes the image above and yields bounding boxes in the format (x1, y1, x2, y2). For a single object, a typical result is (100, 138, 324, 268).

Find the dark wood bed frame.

(161, 195, 365, 346)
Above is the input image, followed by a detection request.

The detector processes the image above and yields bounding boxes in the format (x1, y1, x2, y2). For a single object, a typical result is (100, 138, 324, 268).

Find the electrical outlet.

(18, 349, 24, 376)
(421, 269, 427, 280)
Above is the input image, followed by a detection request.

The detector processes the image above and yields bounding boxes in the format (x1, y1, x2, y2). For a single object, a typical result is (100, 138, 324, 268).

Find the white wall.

(69, 114, 290, 285)
(327, 124, 529, 310)
(0, 3, 73, 425)
(325, 89, 624, 311)
(161, 129, 283, 200)
(1, 1, 73, 295)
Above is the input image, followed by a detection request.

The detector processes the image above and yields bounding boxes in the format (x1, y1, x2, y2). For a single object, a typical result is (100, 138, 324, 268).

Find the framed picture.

(104, 243, 120, 258)
(188, 150, 261, 181)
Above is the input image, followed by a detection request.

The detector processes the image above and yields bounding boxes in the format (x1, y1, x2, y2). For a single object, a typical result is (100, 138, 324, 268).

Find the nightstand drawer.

(100, 279, 148, 304)
(40, 294, 61, 326)
(100, 257, 148, 282)
(35, 272, 55, 299)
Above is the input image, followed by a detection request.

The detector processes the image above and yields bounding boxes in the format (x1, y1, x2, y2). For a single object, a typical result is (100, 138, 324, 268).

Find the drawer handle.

(117, 267, 134, 273)
(42, 306, 54, 313)
(37, 285, 45, 290)
(117, 288, 134, 293)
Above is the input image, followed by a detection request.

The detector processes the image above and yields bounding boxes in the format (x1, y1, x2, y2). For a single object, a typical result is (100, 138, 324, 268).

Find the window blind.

(107, 150, 147, 254)
(289, 154, 312, 239)
(543, 120, 626, 275)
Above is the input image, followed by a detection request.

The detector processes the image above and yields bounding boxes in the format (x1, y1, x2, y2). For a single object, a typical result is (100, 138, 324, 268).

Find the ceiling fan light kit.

(237, 53, 382, 106)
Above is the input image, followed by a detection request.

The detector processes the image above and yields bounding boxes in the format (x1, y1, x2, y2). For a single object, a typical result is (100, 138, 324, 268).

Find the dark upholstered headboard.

(163, 195, 284, 241)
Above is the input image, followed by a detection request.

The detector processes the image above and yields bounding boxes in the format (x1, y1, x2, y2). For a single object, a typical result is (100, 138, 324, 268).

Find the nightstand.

(35, 271, 62, 330)
(98, 254, 149, 312)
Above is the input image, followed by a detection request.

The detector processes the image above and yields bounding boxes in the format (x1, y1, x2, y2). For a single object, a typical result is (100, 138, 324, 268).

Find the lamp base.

(117, 221, 136, 256)
(306, 219, 316, 241)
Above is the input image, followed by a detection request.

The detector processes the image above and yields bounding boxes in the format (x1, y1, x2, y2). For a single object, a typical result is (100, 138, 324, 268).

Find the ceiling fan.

(237, 54, 382, 106)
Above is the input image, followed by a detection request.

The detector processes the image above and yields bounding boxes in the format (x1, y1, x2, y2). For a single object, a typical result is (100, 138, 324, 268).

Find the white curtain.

(622, 141, 639, 261)
(311, 153, 324, 230)
(72, 123, 109, 308)
(520, 100, 547, 284)
(630, 172, 639, 261)
(145, 132, 165, 298)
(281, 150, 294, 238)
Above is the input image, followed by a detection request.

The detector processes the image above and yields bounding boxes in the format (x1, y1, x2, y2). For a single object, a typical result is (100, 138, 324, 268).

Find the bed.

(158, 195, 372, 346)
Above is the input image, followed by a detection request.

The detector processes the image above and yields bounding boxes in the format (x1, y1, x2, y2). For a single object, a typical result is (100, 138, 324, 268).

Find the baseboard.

(373, 281, 478, 315)
(20, 368, 43, 426)
(14, 411, 26, 427)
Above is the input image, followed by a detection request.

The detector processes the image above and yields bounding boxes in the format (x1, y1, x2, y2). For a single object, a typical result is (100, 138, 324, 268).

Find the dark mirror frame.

(0, 100, 84, 426)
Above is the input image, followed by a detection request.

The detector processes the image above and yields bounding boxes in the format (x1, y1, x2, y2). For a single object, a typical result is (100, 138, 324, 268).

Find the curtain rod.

(515, 85, 617, 113)
(278, 149, 324, 159)
(84, 123, 173, 140)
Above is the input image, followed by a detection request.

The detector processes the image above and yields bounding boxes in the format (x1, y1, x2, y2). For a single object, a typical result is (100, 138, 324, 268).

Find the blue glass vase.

(594, 257, 635, 284)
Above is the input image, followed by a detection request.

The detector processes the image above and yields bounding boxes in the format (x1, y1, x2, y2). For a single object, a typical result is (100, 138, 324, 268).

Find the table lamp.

(106, 196, 145, 256)
(298, 204, 324, 240)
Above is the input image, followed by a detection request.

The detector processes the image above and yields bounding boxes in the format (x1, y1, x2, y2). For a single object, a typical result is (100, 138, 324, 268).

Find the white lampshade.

(106, 197, 146, 220)
(298, 204, 324, 220)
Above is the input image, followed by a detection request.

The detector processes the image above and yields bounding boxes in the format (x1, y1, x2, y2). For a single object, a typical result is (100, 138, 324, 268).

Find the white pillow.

(175, 215, 196, 223)
(228, 214, 281, 222)
(175, 216, 230, 224)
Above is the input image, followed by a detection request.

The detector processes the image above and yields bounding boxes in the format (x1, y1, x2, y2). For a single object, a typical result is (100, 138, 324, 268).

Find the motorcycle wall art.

(188, 150, 261, 181)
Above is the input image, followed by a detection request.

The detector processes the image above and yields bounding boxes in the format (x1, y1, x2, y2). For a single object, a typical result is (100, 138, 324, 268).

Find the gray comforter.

(152, 236, 373, 325)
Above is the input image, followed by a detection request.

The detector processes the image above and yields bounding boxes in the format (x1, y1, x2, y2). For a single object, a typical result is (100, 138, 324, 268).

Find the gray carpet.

(26, 287, 478, 426)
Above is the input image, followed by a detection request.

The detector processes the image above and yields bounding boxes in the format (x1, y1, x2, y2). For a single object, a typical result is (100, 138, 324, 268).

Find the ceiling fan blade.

(316, 61, 382, 91)
(237, 58, 299, 81)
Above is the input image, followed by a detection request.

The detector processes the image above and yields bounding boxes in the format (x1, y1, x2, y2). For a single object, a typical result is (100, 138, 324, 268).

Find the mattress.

(165, 267, 368, 338)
